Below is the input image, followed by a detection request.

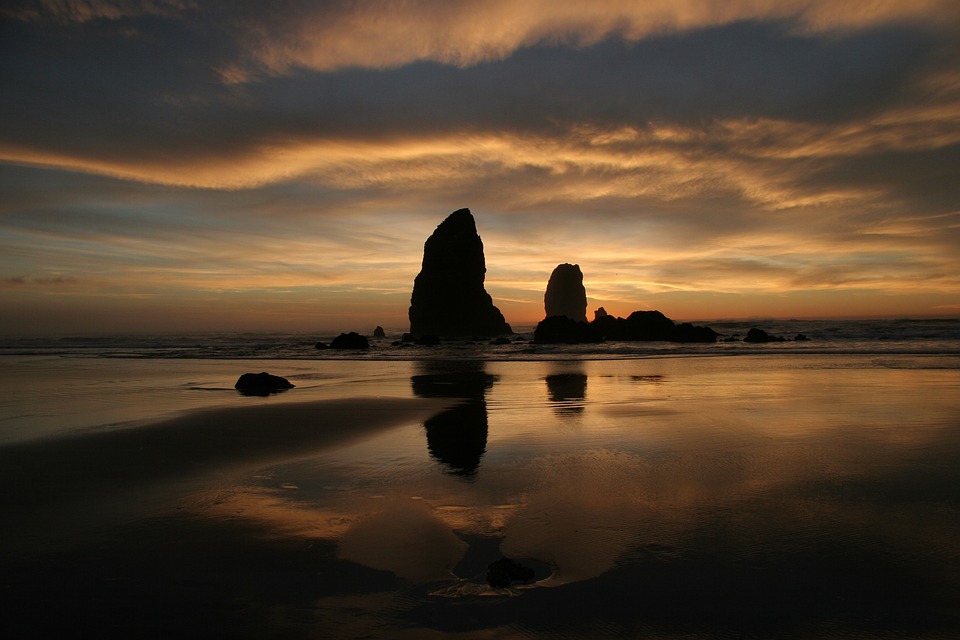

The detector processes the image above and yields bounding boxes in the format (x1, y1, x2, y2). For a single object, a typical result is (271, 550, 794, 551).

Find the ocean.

(2, 317, 959, 638)
(2, 317, 959, 360)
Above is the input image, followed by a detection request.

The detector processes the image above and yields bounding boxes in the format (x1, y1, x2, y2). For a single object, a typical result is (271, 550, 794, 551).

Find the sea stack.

(409, 208, 512, 337)
(544, 263, 587, 322)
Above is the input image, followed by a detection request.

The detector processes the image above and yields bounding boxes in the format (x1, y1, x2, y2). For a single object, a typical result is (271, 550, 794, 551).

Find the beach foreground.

(2, 354, 959, 638)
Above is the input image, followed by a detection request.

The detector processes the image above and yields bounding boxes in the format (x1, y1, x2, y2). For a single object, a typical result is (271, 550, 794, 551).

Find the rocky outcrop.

(593, 310, 718, 343)
(534, 315, 603, 344)
(534, 265, 715, 344)
(373, 326, 385, 338)
(234, 372, 294, 395)
(593, 310, 675, 341)
(544, 263, 587, 322)
(409, 208, 512, 337)
(330, 332, 369, 349)
(744, 327, 786, 343)
(536, 309, 718, 344)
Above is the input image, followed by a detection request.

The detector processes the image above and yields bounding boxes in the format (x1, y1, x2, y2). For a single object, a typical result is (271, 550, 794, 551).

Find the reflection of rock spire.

(545, 372, 588, 417)
(411, 361, 497, 477)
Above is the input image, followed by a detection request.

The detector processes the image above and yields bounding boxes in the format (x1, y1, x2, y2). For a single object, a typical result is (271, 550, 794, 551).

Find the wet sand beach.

(1, 355, 959, 638)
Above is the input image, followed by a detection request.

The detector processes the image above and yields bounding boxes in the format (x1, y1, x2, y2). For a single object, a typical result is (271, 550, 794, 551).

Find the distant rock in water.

(409, 208, 512, 337)
(744, 327, 786, 343)
(537, 308, 718, 344)
(594, 310, 676, 341)
(234, 372, 294, 396)
(373, 326, 385, 338)
(534, 315, 602, 344)
(330, 332, 369, 349)
(594, 307, 608, 320)
(544, 263, 587, 322)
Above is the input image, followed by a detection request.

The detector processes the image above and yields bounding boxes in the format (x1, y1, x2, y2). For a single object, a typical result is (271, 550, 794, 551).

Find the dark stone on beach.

(408, 208, 512, 337)
(744, 327, 786, 343)
(795, 333, 810, 341)
(330, 332, 369, 349)
(486, 557, 536, 588)
(314, 341, 329, 349)
(490, 337, 511, 345)
(373, 326, 386, 338)
(544, 263, 587, 323)
(534, 315, 603, 344)
(234, 372, 294, 395)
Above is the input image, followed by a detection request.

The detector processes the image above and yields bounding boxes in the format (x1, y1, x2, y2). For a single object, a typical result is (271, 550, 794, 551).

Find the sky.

(1, 0, 959, 336)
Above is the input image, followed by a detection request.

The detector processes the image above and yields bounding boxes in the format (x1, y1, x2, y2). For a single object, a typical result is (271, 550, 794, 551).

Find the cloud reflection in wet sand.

(182, 357, 960, 636)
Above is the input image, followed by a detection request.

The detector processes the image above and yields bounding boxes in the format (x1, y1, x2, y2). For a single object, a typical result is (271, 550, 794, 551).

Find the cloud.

(1, 2, 959, 331)
(1, 0, 195, 24)
(1, 275, 78, 289)
(205, 0, 960, 74)
(1, 9, 952, 188)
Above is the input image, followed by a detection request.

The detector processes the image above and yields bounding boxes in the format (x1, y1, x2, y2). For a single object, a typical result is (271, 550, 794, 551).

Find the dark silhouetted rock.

(330, 332, 369, 349)
(486, 557, 536, 588)
(672, 322, 720, 343)
(416, 334, 440, 346)
(409, 208, 512, 337)
(621, 310, 678, 340)
(594, 306, 608, 320)
(544, 263, 587, 322)
(795, 333, 810, 341)
(373, 326, 385, 338)
(590, 310, 718, 343)
(314, 341, 329, 349)
(234, 372, 294, 396)
(490, 337, 511, 345)
(744, 327, 786, 343)
(534, 315, 603, 344)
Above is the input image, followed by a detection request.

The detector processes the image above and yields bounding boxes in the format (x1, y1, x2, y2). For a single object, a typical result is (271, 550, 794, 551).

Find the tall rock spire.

(544, 263, 587, 322)
(409, 208, 512, 337)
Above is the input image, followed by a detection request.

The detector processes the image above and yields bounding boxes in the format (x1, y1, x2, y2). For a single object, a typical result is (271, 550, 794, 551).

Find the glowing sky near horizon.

(1, 0, 959, 335)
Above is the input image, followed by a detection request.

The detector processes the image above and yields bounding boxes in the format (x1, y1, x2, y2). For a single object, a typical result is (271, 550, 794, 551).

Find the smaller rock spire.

(544, 263, 587, 322)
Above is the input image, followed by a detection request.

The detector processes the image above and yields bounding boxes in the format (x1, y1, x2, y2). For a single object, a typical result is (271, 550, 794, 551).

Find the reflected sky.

(166, 355, 960, 637)
(4, 355, 959, 638)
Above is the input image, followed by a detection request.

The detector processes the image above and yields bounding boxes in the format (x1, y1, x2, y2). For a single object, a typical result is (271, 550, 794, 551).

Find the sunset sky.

(2, 1, 959, 335)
